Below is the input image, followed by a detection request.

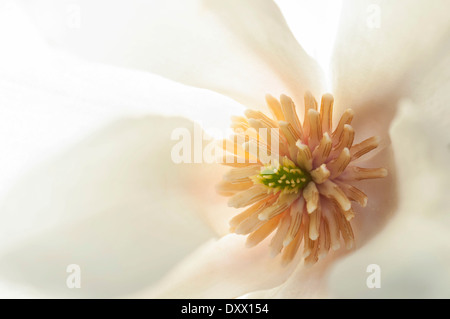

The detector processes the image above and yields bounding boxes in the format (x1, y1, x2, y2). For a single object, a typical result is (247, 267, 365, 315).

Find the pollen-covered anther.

(218, 92, 387, 265)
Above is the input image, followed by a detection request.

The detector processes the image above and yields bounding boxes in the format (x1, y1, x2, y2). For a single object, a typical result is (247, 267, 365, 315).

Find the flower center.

(255, 159, 311, 193)
(218, 92, 387, 265)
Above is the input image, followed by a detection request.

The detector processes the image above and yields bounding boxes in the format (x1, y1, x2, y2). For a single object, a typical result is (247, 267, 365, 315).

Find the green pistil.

(257, 163, 311, 193)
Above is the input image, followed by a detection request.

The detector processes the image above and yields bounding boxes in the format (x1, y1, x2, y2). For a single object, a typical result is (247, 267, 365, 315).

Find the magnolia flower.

(217, 92, 387, 266)
(0, 0, 448, 298)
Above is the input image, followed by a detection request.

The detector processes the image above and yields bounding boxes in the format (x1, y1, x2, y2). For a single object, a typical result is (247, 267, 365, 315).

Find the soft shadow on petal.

(317, 91, 399, 247)
(330, 76, 400, 251)
(404, 44, 450, 161)
(274, 0, 343, 89)
(327, 100, 450, 298)
(138, 234, 298, 299)
(238, 251, 336, 298)
(389, 98, 450, 224)
(0, 13, 246, 199)
(328, 218, 450, 298)
(0, 116, 236, 298)
(393, 53, 450, 224)
(0, 15, 248, 238)
(21, 0, 325, 109)
(331, 0, 450, 117)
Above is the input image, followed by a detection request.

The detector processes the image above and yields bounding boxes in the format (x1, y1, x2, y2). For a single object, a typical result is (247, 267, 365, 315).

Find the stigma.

(254, 157, 311, 194)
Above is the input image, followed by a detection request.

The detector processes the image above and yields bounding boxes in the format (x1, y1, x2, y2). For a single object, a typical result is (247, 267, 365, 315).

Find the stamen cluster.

(217, 92, 387, 265)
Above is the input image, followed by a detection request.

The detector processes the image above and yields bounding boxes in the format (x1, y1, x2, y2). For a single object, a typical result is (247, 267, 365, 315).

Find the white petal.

(332, 0, 450, 110)
(0, 11, 252, 295)
(275, 0, 343, 90)
(404, 45, 450, 148)
(0, 56, 244, 239)
(136, 234, 297, 298)
(0, 7, 245, 202)
(389, 99, 450, 223)
(239, 255, 331, 298)
(328, 218, 450, 298)
(0, 115, 235, 297)
(21, 0, 325, 108)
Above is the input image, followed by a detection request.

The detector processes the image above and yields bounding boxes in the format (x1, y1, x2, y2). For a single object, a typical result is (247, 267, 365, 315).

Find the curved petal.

(238, 251, 336, 298)
(395, 56, 450, 224)
(137, 234, 298, 299)
(389, 98, 450, 224)
(404, 44, 450, 159)
(0, 115, 236, 298)
(327, 99, 450, 298)
(331, 0, 450, 113)
(274, 0, 343, 90)
(0, 9, 245, 233)
(21, 0, 325, 109)
(0, 19, 253, 295)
